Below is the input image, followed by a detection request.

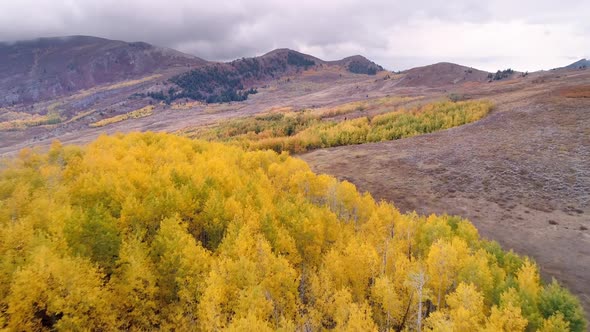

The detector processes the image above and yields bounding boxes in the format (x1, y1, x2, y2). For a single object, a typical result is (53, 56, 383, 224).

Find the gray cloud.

(1, 0, 589, 71)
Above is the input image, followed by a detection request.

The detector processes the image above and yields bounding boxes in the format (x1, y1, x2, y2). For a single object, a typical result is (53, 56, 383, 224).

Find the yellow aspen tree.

(517, 259, 541, 299)
(483, 304, 528, 331)
(151, 216, 212, 327)
(481, 286, 528, 331)
(332, 288, 378, 332)
(423, 311, 453, 332)
(539, 312, 571, 332)
(417, 214, 452, 253)
(516, 258, 542, 329)
(64, 205, 121, 274)
(458, 249, 494, 302)
(445, 283, 484, 332)
(5, 247, 116, 331)
(323, 237, 379, 302)
(109, 237, 159, 330)
(224, 313, 275, 332)
(360, 202, 399, 275)
(199, 226, 299, 330)
(371, 275, 407, 330)
(393, 212, 419, 262)
(426, 238, 468, 308)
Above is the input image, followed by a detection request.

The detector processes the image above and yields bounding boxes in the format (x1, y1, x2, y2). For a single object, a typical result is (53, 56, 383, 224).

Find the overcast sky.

(1, 0, 589, 71)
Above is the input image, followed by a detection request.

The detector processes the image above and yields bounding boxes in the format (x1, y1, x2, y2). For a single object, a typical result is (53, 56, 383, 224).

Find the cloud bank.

(1, 0, 588, 71)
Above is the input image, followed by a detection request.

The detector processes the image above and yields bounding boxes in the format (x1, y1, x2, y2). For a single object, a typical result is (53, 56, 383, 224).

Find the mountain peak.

(329, 55, 384, 75)
(563, 58, 589, 70)
(399, 62, 490, 87)
(259, 48, 322, 63)
(262, 48, 295, 55)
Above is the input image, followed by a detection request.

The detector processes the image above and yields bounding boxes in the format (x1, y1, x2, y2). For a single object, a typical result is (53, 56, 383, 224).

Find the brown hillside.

(156, 49, 385, 103)
(399, 62, 490, 87)
(0, 36, 207, 106)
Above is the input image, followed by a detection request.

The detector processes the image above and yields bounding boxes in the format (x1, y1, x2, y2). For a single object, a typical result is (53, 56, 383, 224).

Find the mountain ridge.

(149, 47, 385, 103)
(0, 36, 386, 106)
(562, 58, 589, 70)
(0, 35, 207, 106)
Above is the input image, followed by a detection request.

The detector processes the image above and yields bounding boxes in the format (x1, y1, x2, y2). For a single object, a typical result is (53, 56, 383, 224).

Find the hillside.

(563, 58, 590, 70)
(0, 35, 207, 106)
(399, 62, 490, 87)
(0, 39, 391, 153)
(150, 49, 385, 104)
(0, 36, 385, 109)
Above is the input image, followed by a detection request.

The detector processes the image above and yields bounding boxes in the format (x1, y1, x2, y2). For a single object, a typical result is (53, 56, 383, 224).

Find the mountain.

(0, 35, 386, 106)
(150, 48, 385, 104)
(253, 49, 382, 76)
(563, 58, 590, 70)
(0, 36, 207, 106)
(329, 55, 384, 75)
(399, 62, 490, 87)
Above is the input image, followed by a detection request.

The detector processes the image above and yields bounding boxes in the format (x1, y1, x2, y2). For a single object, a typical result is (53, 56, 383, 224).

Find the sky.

(1, 0, 589, 72)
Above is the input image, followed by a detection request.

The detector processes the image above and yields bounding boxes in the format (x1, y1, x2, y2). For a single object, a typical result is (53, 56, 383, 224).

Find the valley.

(0, 35, 589, 328)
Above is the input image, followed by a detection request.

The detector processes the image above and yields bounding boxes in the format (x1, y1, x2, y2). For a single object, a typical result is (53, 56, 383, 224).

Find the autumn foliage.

(89, 105, 155, 128)
(0, 133, 585, 331)
(191, 100, 493, 153)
